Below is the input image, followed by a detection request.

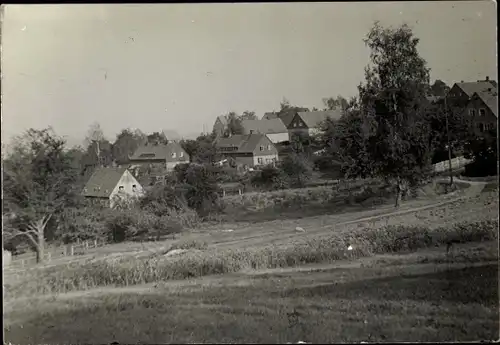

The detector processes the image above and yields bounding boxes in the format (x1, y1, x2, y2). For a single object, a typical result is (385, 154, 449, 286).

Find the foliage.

(463, 128, 498, 177)
(112, 128, 146, 164)
(146, 131, 169, 145)
(176, 163, 222, 217)
(328, 22, 435, 207)
(180, 133, 219, 164)
(322, 95, 349, 111)
(429, 79, 450, 98)
(251, 164, 289, 190)
(3, 128, 80, 261)
(225, 111, 244, 136)
(280, 152, 313, 188)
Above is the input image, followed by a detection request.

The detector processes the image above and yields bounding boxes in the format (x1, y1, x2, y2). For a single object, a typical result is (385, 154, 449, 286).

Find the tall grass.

(5, 220, 497, 298)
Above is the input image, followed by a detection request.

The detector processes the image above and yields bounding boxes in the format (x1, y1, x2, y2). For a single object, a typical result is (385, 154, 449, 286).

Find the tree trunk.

(35, 225, 46, 263)
(394, 181, 403, 208)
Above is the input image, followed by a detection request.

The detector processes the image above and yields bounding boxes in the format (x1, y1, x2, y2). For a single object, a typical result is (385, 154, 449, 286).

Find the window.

(257, 158, 263, 164)
(132, 184, 137, 189)
(171, 152, 177, 158)
(180, 152, 184, 157)
(469, 109, 476, 116)
(293, 123, 297, 128)
(260, 146, 264, 151)
(479, 108, 486, 116)
(478, 123, 484, 132)
(119, 186, 124, 191)
(267, 145, 271, 150)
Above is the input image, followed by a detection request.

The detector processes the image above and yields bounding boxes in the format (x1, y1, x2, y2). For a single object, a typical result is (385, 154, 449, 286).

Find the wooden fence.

(433, 156, 472, 173)
(6, 239, 107, 269)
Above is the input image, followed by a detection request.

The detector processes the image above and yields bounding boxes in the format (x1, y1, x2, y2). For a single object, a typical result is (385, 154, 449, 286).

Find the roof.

(296, 110, 343, 128)
(277, 108, 308, 127)
(262, 112, 278, 120)
(82, 167, 128, 198)
(454, 81, 497, 98)
(215, 133, 269, 153)
(129, 142, 188, 162)
(473, 90, 498, 117)
(241, 118, 287, 134)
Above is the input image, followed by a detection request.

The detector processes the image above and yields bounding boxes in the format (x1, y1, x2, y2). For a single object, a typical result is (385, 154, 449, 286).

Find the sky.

(1, 2, 497, 148)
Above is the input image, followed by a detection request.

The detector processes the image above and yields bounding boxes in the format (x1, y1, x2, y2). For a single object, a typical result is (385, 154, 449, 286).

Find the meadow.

(3, 178, 499, 344)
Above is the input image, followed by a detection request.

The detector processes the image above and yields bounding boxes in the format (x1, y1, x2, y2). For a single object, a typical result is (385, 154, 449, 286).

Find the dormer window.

(479, 108, 486, 116)
(171, 152, 177, 158)
(267, 145, 271, 150)
(469, 109, 476, 116)
(119, 186, 124, 191)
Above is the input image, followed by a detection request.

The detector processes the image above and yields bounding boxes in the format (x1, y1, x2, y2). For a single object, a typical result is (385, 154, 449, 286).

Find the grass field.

(4, 242, 498, 344)
(3, 178, 499, 344)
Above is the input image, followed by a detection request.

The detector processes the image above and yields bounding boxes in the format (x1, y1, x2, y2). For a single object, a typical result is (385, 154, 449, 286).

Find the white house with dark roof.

(128, 142, 190, 171)
(215, 133, 278, 168)
(287, 109, 343, 140)
(241, 118, 289, 143)
(82, 167, 144, 208)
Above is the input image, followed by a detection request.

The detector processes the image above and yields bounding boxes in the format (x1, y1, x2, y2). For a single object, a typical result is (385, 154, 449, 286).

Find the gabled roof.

(454, 81, 497, 98)
(82, 167, 128, 198)
(278, 108, 309, 127)
(473, 90, 498, 118)
(129, 142, 188, 162)
(241, 118, 287, 134)
(295, 110, 343, 128)
(215, 133, 270, 153)
(262, 112, 278, 120)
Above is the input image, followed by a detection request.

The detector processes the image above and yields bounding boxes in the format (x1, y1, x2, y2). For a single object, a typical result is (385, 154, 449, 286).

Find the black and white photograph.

(1, 2, 498, 344)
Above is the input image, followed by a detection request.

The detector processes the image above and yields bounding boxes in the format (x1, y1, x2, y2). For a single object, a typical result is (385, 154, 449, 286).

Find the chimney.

(249, 130, 254, 134)
(486, 76, 490, 81)
(461, 80, 464, 83)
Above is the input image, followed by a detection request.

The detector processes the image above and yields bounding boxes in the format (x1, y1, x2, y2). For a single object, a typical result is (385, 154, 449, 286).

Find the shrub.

(170, 239, 208, 251)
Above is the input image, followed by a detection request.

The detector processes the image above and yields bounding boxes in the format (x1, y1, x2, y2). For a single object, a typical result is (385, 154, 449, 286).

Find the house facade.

(215, 133, 279, 168)
(212, 115, 228, 138)
(128, 142, 190, 172)
(287, 110, 343, 141)
(82, 167, 145, 208)
(464, 90, 498, 137)
(241, 118, 289, 143)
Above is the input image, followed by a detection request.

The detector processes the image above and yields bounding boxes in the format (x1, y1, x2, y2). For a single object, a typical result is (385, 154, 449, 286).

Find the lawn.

(4, 242, 498, 344)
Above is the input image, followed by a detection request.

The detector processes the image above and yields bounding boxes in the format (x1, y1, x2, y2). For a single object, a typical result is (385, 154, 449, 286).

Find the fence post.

(47, 252, 51, 262)
(94, 239, 98, 248)
(85, 241, 89, 250)
(70, 245, 74, 256)
(21, 259, 25, 268)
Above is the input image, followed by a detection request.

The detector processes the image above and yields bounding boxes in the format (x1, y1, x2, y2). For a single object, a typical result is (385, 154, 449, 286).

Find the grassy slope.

(4, 242, 498, 344)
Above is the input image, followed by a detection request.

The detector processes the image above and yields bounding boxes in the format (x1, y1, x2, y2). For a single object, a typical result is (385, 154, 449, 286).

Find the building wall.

(447, 84, 470, 106)
(166, 161, 185, 171)
(464, 97, 497, 137)
(109, 170, 144, 208)
(253, 154, 279, 166)
(234, 155, 255, 168)
(267, 132, 289, 143)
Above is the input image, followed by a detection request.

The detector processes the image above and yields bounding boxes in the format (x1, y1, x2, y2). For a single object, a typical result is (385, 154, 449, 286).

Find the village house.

(215, 133, 279, 169)
(241, 118, 289, 143)
(128, 141, 190, 172)
(287, 109, 343, 141)
(212, 115, 228, 138)
(81, 167, 145, 208)
(463, 88, 498, 137)
(446, 77, 497, 106)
